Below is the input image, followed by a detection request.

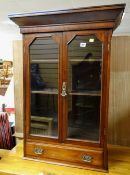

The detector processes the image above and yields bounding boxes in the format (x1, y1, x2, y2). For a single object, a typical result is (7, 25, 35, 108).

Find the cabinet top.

(9, 3, 125, 33)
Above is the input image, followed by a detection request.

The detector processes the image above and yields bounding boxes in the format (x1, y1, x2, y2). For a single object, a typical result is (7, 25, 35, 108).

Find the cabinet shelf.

(31, 88, 58, 94)
(31, 59, 58, 63)
(69, 59, 102, 62)
(69, 91, 101, 96)
(75, 103, 94, 108)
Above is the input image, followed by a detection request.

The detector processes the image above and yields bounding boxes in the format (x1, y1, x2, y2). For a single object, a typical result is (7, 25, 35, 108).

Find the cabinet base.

(23, 156, 108, 172)
(24, 141, 108, 172)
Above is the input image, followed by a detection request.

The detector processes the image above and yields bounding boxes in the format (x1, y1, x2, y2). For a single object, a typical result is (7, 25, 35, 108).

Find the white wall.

(0, 32, 21, 109)
(0, 32, 21, 60)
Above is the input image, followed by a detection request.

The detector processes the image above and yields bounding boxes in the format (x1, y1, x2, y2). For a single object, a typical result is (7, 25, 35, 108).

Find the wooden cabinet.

(9, 4, 125, 171)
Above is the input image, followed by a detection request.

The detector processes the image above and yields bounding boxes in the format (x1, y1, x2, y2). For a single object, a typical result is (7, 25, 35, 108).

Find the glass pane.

(68, 95, 100, 141)
(29, 37, 59, 137)
(67, 35, 102, 142)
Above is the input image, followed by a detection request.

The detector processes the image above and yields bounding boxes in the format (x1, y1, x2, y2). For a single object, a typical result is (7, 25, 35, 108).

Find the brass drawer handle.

(82, 155, 93, 163)
(34, 148, 44, 155)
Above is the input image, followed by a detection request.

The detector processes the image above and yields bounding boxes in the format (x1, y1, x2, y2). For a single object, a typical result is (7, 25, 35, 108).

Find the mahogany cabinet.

(9, 4, 125, 171)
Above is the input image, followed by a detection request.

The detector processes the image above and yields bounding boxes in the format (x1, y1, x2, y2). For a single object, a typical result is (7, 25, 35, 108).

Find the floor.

(0, 141, 130, 175)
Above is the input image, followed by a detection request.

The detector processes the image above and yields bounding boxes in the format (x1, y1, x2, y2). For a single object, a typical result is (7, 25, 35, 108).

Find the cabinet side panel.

(101, 30, 112, 170)
(13, 40, 23, 138)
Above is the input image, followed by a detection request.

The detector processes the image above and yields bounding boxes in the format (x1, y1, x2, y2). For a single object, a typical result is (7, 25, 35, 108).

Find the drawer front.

(25, 142, 103, 168)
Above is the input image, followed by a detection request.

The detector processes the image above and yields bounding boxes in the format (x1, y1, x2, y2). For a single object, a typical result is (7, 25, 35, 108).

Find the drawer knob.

(34, 148, 44, 155)
(82, 155, 93, 163)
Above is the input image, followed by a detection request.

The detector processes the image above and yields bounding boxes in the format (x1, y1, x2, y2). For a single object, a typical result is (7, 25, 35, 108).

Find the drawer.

(25, 142, 103, 168)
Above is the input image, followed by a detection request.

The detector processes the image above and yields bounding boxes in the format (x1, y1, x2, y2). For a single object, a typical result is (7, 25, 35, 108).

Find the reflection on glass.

(68, 96, 100, 141)
(29, 37, 59, 137)
(31, 94, 58, 137)
(67, 35, 102, 142)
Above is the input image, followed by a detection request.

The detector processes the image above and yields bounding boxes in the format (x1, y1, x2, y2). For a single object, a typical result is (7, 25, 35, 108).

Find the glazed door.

(62, 31, 107, 146)
(24, 33, 63, 141)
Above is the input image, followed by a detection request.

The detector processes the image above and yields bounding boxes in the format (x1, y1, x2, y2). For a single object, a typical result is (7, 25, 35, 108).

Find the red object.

(0, 113, 13, 149)
(5, 108, 15, 113)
